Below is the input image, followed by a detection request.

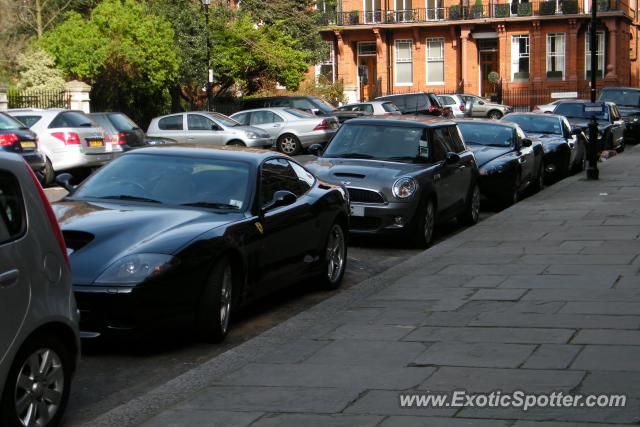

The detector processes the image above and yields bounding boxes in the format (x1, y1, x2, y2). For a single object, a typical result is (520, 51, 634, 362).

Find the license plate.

(20, 142, 36, 149)
(350, 204, 365, 217)
(88, 139, 104, 147)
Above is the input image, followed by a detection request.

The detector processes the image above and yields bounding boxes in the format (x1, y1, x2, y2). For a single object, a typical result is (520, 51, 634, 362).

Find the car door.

(514, 126, 536, 189)
(187, 113, 224, 145)
(561, 118, 579, 166)
(471, 96, 489, 117)
(609, 105, 625, 148)
(446, 125, 474, 208)
(250, 111, 285, 138)
(157, 115, 187, 143)
(0, 169, 30, 363)
(256, 158, 317, 291)
(430, 128, 458, 213)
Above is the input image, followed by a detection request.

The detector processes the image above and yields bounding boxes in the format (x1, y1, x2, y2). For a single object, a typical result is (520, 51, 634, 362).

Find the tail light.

(113, 132, 127, 145)
(313, 119, 330, 131)
(428, 105, 441, 114)
(51, 131, 81, 145)
(459, 103, 465, 112)
(0, 133, 19, 146)
(23, 160, 70, 269)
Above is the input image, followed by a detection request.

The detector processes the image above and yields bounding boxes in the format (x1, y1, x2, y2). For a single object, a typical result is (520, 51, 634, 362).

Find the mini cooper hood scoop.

(306, 157, 425, 185)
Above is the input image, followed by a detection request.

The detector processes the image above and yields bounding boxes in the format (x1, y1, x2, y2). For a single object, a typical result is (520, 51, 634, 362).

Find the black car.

(374, 92, 445, 116)
(88, 112, 146, 154)
(553, 100, 625, 152)
(503, 113, 586, 182)
(0, 112, 45, 177)
(239, 96, 366, 124)
(53, 146, 349, 341)
(456, 120, 544, 206)
(305, 117, 480, 248)
(598, 87, 640, 144)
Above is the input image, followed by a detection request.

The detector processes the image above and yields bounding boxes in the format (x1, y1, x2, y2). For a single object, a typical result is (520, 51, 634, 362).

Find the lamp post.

(202, 0, 213, 111)
(586, 0, 599, 179)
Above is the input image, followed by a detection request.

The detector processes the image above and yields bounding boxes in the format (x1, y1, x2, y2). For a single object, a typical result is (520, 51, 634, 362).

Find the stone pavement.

(86, 148, 640, 427)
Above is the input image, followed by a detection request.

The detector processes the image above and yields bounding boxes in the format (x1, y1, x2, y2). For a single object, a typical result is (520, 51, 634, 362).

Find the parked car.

(230, 108, 338, 155)
(0, 112, 45, 178)
(455, 119, 544, 206)
(374, 92, 445, 116)
(147, 112, 273, 149)
(7, 109, 112, 186)
(0, 152, 79, 427)
(598, 87, 640, 144)
(533, 100, 566, 113)
(438, 94, 467, 118)
(53, 146, 349, 341)
(553, 100, 625, 152)
(239, 96, 363, 124)
(503, 112, 586, 182)
(336, 101, 401, 116)
(459, 94, 512, 119)
(88, 112, 146, 154)
(305, 117, 480, 247)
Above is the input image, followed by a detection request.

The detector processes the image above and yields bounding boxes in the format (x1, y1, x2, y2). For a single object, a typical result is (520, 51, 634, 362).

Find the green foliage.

(561, 0, 579, 14)
(539, 1, 557, 15)
(517, 2, 532, 16)
(16, 46, 66, 92)
(494, 3, 510, 17)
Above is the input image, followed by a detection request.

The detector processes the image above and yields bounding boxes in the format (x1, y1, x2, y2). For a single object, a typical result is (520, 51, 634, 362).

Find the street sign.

(551, 92, 578, 99)
(583, 103, 605, 114)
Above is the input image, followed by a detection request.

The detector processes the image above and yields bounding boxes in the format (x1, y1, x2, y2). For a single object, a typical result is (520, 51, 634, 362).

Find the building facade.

(315, 0, 638, 104)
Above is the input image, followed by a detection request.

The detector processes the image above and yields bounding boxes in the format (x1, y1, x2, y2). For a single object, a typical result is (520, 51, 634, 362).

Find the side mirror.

(211, 124, 222, 131)
(263, 190, 297, 212)
(55, 173, 76, 194)
(521, 138, 533, 148)
(445, 152, 461, 165)
(464, 100, 474, 117)
(308, 143, 324, 156)
(479, 101, 485, 105)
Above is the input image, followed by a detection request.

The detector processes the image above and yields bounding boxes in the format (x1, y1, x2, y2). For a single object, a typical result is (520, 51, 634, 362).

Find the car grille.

(350, 217, 381, 231)
(347, 187, 385, 204)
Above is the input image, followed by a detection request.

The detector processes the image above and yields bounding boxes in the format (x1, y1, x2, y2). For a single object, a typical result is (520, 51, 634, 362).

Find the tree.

(16, 46, 66, 92)
(12, 0, 94, 38)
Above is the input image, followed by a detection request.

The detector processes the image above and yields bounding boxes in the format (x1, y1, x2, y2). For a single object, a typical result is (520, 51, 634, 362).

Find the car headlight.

(95, 253, 178, 285)
(392, 177, 417, 199)
(246, 132, 259, 139)
(479, 164, 504, 176)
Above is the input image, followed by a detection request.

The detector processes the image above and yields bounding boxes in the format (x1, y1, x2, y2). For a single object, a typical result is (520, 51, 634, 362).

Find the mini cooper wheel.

(0, 334, 73, 427)
(276, 134, 302, 155)
(413, 200, 436, 248)
(319, 222, 347, 290)
(458, 184, 480, 226)
(196, 257, 234, 343)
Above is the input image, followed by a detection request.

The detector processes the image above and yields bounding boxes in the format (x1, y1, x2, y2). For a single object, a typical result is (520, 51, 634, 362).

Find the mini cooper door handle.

(0, 269, 19, 288)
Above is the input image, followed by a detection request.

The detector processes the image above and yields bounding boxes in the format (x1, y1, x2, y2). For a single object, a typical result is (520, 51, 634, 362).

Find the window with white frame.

(395, 40, 413, 86)
(547, 33, 565, 80)
(395, 0, 413, 21)
(585, 31, 605, 79)
(358, 42, 377, 56)
(316, 42, 335, 84)
(426, 38, 445, 84)
(511, 34, 530, 82)
(364, 0, 382, 23)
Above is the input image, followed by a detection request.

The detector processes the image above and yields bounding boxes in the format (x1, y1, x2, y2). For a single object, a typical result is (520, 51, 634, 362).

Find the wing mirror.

(263, 190, 297, 212)
(463, 100, 474, 117)
(521, 138, 533, 148)
(445, 152, 461, 165)
(211, 123, 223, 131)
(55, 173, 77, 194)
(308, 143, 324, 157)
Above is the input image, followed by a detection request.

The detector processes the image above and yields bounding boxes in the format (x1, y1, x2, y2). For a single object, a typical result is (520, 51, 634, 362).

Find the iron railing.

(7, 88, 71, 109)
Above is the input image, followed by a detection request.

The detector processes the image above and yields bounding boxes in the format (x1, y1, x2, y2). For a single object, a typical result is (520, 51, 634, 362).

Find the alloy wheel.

(219, 266, 232, 334)
(279, 137, 298, 154)
(14, 348, 64, 427)
(326, 224, 345, 283)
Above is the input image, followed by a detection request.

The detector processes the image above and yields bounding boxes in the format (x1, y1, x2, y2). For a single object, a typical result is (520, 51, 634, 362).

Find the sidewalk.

(87, 148, 640, 427)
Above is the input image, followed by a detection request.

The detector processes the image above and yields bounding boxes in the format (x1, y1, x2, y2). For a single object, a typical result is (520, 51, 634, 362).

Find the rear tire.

(488, 110, 503, 119)
(458, 183, 480, 226)
(412, 199, 436, 248)
(0, 334, 73, 427)
(319, 222, 347, 290)
(196, 257, 235, 343)
(276, 134, 302, 155)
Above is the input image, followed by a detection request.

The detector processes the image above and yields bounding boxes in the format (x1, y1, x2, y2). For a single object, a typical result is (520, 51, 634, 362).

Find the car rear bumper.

(21, 151, 46, 171)
(54, 151, 113, 171)
(348, 201, 419, 235)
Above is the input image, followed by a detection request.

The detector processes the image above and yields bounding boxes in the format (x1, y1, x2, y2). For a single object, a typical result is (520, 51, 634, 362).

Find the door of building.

(479, 39, 499, 98)
(359, 56, 377, 101)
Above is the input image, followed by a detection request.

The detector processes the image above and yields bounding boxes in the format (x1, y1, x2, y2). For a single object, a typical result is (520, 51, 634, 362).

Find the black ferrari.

(456, 119, 545, 206)
(53, 146, 349, 342)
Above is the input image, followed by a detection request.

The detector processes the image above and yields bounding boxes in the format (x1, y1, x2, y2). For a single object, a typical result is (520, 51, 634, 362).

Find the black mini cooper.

(306, 116, 480, 247)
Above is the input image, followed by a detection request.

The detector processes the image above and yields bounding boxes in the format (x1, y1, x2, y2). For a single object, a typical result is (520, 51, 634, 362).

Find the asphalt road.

(44, 176, 494, 426)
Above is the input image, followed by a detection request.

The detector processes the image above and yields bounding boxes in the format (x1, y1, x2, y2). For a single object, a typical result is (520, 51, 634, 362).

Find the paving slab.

(403, 327, 574, 344)
(381, 417, 511, 427)
(412, 342, 536, 368)
(521, 344, 583, 369)
(140, 410, 263, 427)
(250, 414, 382, 427)
(571, 329, 640, 345)
(570, 345, 640, 371)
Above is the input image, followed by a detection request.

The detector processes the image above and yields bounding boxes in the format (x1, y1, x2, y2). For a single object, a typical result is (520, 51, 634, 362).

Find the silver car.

(452, 94, 513, 119)
(7, 109, 113, 186)
(230, 108, 339, 155)
(438, 94, 466, 118)
(0, 152, 79, 427)
(146, 112, 273, 149)
(336, 101, 401, 116)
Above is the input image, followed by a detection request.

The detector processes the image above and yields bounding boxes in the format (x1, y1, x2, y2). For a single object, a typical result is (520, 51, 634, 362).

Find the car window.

(108, 113, 138, 131)
(562, 120, 572, 137)
(430, 132, 448, 162)
(0, 113, 24, 130)
(232, 112, 250, 125)
(457, 122, 514, 147)
(284, 108, 314, 118)
(188, 114, 216, 131)
(251, 111, 283, 125)
(260, 158, 307, 206)
(447, 126, 466, 153)
(158, 115, 184, 131)
(599, 89, 640, 107)
(554, 103, 609, 120)
(432, 127, 455, 154)
(0, 170, 25, 244)
(382, 102, 400, 113)
(289, 161, 315, 191)
(206, 112, 240, 127)
(439, 96, 456, 106)
(505, 114, 563, 135)
(12, 115, 41, 128)
(338, 105, 358, 112)
(49, 111, 94, 128)
(389, 96, 405, 109)
(515, 126, 527, 141)
(270, 98, 289, 107)
(89, 115, 114, 134)
(292, 98, 314, 111)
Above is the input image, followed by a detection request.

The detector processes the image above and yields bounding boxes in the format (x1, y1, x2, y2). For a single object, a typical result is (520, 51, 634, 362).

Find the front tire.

(412, 199, 436, 248)
(38, 159, 55, 187)
(276, 134, 302, 155)
(0, 334, 73, 427)
(319, 222, 347, 290)
(458, 183, 480, 226)
(196, 257, 234, 343)
(488, 110, 503, 119)
(529, 162, 544, 194)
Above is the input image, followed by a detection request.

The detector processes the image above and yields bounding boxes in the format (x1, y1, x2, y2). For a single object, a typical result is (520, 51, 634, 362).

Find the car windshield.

(457, 122, 514, 147)
(310, 97, 336, 113)
(284, 108, 314, 118)
(599, 89, 640, 107)
(0, 113, 24, 130)
(554, 103, 609, 121)
(73, 154, 251, 210)
(11, 115, 41, 127)
(206, 112, 240, 127)
(323, 124, 426, 162)
(505, 115, 562, 135)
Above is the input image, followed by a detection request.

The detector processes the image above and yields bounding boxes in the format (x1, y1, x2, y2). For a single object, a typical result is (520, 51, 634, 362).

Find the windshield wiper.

(386, 156, 418, 161)
(181, 202, 240, 209)
(332, 153, 374, 159)
(94, 195, 162, 203)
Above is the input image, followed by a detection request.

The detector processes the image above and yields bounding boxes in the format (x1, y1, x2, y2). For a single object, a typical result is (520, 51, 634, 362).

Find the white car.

(8, 109, 112, 186)
(336, 101, 401, 116)
(438, 94, 467, 118)
(0, 152, 79, 427)
(533, 100, 567, 113)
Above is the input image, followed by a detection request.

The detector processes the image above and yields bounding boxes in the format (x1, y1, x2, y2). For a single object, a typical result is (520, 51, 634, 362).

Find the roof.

(375, 92, 437, 99)
(504, 112, 564, 120)
(600, 87, 640, 91)
(343, 116, 455, 127)
(129, 144, 284, 164)
(453, 118, 519, 129)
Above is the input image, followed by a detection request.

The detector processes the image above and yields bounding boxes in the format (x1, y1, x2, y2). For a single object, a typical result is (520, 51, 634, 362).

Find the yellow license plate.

(20, 142, 36, 149)
(88, 139, 104, 147)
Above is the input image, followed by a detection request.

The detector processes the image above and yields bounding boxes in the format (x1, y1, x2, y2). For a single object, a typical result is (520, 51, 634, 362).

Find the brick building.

(314, 0, 638, 104)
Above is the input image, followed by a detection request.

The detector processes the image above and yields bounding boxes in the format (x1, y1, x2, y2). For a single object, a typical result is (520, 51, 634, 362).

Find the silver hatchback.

(0, 153, 79, 427)
(147, 112, 273, 149)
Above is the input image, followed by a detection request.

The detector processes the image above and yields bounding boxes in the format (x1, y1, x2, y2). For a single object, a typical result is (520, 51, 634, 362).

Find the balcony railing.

(316, 0, 632, 26)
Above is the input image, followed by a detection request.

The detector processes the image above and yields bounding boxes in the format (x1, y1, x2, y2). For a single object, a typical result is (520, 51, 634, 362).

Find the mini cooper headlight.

(479, 164, 504, 176)
(392, 177, 417, 199)
(95, 253, 178, 285)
